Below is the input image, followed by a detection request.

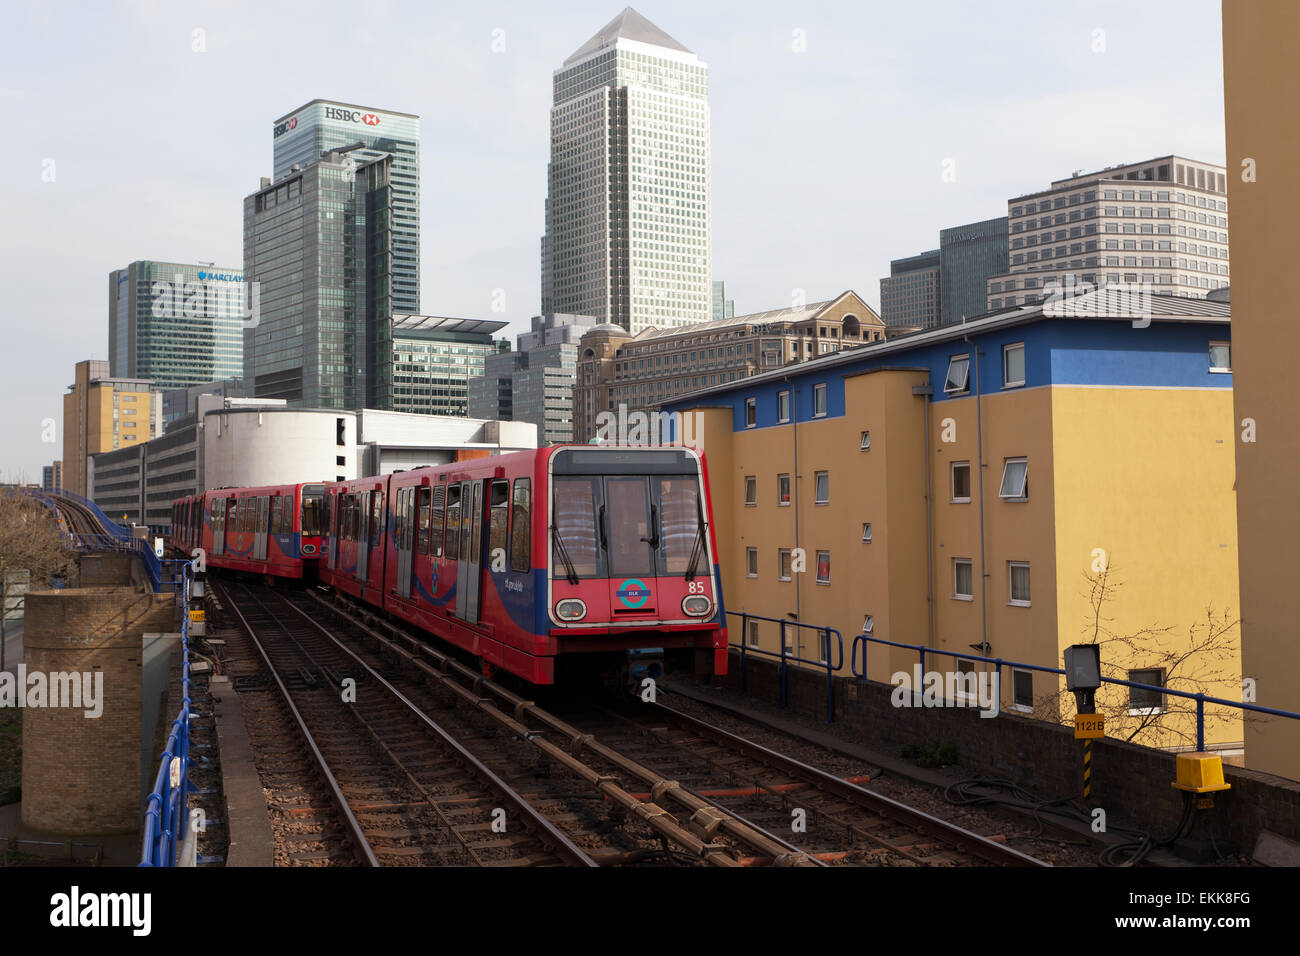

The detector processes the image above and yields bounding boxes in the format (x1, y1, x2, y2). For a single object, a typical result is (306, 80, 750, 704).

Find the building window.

(777, 389, 791, 423)
(953, 558, 973, 600)
(813, 383, 828, 416)
(862, 614, 874, 635)
(814, 471, 829, 504)
(744, 475, 757, 506)
(860, 430, 871, 451)
(745, 397, 756, 428)
(816, 550, 830, 584)
(1012, 669, 1034, 710)
(1003, 342, 1026, 387)
(944, 355, 970, 394)
(747, 619, 760, 647)
(1009, 561, 1031, 606)
(951, 461, 971, 502)
(862, 522, 872, 543)
(999, 458, 1028, 500)
(778, 549, 793, 581)
(746, 547, 758, 577)
(1209, 341, 1231, 372)
(1128, 668, 1165, 713)
(778, 474, 791, 505)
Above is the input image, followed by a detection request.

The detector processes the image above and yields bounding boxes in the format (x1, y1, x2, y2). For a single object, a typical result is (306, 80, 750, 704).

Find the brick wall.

(21, 586, 175, 834)
(724, 655, 1300, 853)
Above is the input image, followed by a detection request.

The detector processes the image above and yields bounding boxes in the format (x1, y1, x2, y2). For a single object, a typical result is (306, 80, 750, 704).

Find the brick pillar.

(20, 587, 175, 834)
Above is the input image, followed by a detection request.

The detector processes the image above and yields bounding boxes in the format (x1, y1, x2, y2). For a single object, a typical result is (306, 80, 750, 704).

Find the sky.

(0, 0, 1228, 481)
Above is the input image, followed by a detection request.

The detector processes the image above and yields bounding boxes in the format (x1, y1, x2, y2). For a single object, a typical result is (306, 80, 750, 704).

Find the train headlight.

(682, 595, 713, 617)
(555, 599, 587, 621)
(302, 543, 317, 555)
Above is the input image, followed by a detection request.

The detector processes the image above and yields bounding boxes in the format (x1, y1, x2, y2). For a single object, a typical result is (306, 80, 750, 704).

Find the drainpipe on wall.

(786, 374, 801, 656)
(964, 335, 989, 666)
(913, 382, 936, 651)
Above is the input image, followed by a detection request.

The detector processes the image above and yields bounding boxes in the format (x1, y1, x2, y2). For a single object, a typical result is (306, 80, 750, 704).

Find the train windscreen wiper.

(550, 522, 580, 585)
(684, 506, 705, 582)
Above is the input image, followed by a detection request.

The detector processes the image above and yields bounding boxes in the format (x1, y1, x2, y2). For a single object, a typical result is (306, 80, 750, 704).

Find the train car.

(320, 445, 727, 686)
(171, 482, 326, 579)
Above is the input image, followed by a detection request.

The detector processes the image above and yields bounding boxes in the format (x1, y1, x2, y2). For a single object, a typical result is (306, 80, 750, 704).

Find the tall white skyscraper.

(542, 8, 711, 334)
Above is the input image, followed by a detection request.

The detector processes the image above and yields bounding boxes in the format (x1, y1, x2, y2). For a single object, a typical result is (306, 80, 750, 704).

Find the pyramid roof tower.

(564, 7, 692, 65)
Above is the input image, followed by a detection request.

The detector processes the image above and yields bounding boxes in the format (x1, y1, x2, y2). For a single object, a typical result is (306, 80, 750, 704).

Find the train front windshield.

(550, 450, 705, 581)
(301, 485, 325, 536)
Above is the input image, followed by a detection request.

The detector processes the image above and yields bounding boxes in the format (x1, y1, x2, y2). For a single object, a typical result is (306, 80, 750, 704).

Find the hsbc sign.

(324, 106, 381, 126)
(272, 115, 299, 138)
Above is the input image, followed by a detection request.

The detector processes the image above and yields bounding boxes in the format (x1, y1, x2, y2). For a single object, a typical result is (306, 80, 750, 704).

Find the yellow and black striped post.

(1083, 738, 1093, 800)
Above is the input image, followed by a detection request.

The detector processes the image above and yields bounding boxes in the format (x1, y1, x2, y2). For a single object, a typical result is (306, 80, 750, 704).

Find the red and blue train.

(170, 446, 728, 686)
(172, 482, 326, 579)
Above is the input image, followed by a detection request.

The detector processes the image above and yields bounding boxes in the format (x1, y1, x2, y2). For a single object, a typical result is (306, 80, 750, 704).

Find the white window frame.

(777, 389, 791, 423)
(861, 522, 872, 543)
(953, 558, 973, 601)
(814, 470, 829, 505)
(815, 549, 830, 585)
(747, 619, 760, 647)
(778, 548, 793, 582)
(1008, 561, 1031, 607)
(1127, 668, 1166, 716)
(951, 461, 972, 503)
(1003, 342, 1026, 388)
(744, 397, 757, 428)
(1011, 667, 1034, 712)
(860, 430, 871, 451)
(1208, 341, 1231, 373)
(944, 355, 971, 394)
(813, 382, 828, 417)
(777, 473, 791, 507)
(746, 547, 758, 578)
(999, 457, 1028, 501)
(744, 475, 756, 506)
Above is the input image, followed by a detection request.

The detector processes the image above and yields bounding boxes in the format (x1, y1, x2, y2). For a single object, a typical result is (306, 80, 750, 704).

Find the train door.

(356, 490, 371, 581)
(603, 477, 658, 615)
(254, 496, 269, 561)
(226, 498, 239, 555)
(326, 491, 338, 571)
(455, 480, 485, 625)
(211, 497, 225, 556)
(395, 487, 415, 599)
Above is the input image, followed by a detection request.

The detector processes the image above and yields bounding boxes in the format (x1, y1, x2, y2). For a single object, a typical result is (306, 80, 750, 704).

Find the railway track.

(214, 581, 596, 866)
(285, 584, 1046, 867)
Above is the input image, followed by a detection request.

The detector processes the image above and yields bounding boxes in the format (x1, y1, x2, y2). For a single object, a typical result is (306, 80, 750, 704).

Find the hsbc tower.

(273, 99, 421, 313)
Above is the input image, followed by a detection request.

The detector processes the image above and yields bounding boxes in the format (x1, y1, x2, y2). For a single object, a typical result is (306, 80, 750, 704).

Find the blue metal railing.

(726, 611, 843, 722)
(851, 634, 1300, 751)
(139, 561, 194, 867)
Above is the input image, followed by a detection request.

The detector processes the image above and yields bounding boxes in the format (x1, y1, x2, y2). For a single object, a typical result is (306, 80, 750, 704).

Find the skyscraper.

(109, 260, 245, 389)
(272, 100, 420, 314)
(879, 250, 940, 330)
(939, 218, 1008, 325)
(541, 8, 711, 334)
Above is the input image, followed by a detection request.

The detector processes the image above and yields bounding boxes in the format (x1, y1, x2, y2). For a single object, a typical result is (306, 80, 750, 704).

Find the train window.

(510, 479, 531, 572)
(605, 477, 654, 578)
(552, 478, 600, 578)
(488, 480, 509, 565)
(395, 489, 407, 550)
(656, 477, 701, 575)
(431, 486, 446, 558)
(417, 487, 431, 554)
(302, 487, 325, 536)
(445, 486, 461, 561)
(371, 493, 385, 548)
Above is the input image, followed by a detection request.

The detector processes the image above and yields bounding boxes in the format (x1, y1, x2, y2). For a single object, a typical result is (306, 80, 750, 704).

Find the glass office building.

(390, 315, 508, 417)
(273, 100, 420, 314)
(879, 250, 941, 329)
(108, 260, 245, 389)
(542, 9, 711, 333)
(940, 217, 1008, 325)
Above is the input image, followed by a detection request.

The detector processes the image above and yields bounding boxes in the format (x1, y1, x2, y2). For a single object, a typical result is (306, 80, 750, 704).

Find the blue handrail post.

(825, 634, 835, 724)
(994, 658, 1003, 708)
(1196, 693, 1205, 752)
(918, 646, 925, 678)
(778, 620, 788, 709)
(739, 613, 748, 694)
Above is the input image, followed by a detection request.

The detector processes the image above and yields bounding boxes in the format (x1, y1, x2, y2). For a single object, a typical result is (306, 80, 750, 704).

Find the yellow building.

(669, 289, 1243, 754)
(1223, 0, 1300, 780)
(62, 359, 160, 498)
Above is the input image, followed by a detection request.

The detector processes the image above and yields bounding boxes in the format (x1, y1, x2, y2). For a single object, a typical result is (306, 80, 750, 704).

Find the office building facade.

(712, 281, 735, 322)
(987, 156, 1229, 310)
(109, 260, 245, 389)
(541, 9, 711, 333)
(574, 290, 884, 441)
(940, 218, 1008, 325)
(62, 359, 161, 498)
(273, 100, 420, 314)
(243, 149, 395, 409)
(389, 315, 508, 417)
(880, 250, 940, 329)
